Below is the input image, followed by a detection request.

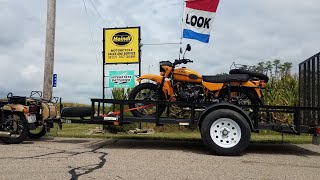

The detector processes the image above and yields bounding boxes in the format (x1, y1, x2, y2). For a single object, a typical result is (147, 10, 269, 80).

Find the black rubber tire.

(61, 107, 92, 118)
(28, 125, 47, 139)
(200, 109, 251, 156)
(128, 83, 166, 117)
(229, 69, 269, 82)
(1, 113, 29, 144)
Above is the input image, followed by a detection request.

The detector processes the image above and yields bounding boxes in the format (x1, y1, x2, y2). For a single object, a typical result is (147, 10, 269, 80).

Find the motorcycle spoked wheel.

(129, 83, 166, 117)
(1, 113, 29, 144)
(28, 124, 47, 139)
(218, 87, 259, 106)
(218, 87, 259, 120)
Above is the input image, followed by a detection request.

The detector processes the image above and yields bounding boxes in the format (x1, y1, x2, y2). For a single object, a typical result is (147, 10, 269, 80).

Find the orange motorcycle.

(129, 44, 269, 117)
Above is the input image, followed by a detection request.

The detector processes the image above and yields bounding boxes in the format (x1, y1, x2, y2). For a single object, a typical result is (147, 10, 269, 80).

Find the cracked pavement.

(1, 137, 320, 180)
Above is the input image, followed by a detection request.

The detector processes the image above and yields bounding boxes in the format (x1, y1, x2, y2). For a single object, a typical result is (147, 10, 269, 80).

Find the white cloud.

(0, 0, 320, 103)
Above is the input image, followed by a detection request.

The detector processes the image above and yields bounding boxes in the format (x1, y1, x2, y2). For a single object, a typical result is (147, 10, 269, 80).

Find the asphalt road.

(0, 137, 320, 180)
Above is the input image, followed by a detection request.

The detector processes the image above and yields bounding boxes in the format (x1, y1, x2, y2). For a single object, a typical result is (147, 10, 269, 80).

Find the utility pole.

(43, 0, 56, 100)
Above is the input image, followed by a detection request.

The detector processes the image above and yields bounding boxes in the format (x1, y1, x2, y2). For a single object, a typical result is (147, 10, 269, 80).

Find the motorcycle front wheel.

(128, 83, 166, 117)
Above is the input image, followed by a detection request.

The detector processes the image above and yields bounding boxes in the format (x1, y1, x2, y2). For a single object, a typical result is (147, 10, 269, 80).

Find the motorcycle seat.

(202, 74, 250, 83)
(229, 69, 269, 82)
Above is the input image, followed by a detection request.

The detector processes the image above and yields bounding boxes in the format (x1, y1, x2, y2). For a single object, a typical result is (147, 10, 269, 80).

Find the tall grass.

(263, 74, 299, 106)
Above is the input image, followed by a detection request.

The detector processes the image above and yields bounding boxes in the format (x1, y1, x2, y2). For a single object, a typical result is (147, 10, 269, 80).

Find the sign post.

(102, 27, 141, 115)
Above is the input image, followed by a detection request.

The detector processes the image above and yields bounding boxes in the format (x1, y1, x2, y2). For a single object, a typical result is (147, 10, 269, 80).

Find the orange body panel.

(202, 82, 224, 91)
(162, 66, 173, 77)
(240, 81, 262, 97)
(173, 67, 202, 84)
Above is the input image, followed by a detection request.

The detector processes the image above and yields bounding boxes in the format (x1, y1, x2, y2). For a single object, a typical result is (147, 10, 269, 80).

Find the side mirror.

(186, 44, 191, 51)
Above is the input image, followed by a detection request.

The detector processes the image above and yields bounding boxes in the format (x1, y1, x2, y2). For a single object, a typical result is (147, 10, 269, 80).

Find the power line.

(87, 0, 107, 25)
(82, 0, 100, 70)
(142, 42, 182, 46)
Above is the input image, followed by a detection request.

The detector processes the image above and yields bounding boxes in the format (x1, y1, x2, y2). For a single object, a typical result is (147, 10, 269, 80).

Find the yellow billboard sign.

(104, 27, 140, 64)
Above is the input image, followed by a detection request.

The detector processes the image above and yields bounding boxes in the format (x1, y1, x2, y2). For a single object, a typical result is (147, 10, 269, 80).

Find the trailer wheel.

(201, 109, 251, 156)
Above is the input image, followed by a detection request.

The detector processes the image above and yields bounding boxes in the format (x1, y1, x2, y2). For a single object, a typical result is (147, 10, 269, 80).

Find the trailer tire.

(201, 109, 251, 156)
(61, 107, 92, 118)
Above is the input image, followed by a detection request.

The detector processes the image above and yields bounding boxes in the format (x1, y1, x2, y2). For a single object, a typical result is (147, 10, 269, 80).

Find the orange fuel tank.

(173, 67, 202, 83)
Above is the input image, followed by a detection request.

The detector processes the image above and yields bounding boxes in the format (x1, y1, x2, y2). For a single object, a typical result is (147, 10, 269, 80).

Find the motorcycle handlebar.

(173, 59, 193, 65)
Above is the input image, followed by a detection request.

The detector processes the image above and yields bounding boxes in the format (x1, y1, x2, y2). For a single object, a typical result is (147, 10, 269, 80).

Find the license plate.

(27, 115, 37, 123)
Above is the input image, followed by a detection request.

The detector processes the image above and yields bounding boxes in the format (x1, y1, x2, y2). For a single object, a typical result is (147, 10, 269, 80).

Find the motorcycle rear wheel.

(218, 87, 259, 120)
(129, 83, 166, 117)
(1, 113, 29, 144)
(218, 87, 259, 105)
(28, 124, 47, 139)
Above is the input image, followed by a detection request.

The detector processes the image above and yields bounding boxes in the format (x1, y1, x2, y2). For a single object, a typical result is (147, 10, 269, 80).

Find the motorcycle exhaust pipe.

(0, 131, 11, 138)
(0, 131, 19, 138)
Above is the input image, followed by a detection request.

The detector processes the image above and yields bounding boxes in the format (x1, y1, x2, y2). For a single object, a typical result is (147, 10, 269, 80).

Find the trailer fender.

(198, 103, 255, 131)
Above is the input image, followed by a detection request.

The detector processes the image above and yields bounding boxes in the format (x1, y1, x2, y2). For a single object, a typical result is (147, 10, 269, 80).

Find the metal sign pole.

(102, 29, 106, 115)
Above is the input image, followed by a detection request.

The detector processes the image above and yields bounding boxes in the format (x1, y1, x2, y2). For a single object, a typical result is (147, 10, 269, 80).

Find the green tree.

(273, 59, 281, 78)
(257, 62, 265, 73)
(265, 61, 273, 77)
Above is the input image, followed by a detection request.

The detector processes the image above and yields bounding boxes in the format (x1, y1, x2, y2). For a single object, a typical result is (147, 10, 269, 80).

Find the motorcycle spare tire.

(229, 69, 269, 83)
(129, 83, 166, 117)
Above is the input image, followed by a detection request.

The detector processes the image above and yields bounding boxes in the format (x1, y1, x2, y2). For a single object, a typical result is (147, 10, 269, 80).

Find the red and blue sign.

(183, 0, 220, 43)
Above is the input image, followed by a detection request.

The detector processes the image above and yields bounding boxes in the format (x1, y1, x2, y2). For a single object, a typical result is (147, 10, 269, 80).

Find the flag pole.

(180, 0, 186, 45)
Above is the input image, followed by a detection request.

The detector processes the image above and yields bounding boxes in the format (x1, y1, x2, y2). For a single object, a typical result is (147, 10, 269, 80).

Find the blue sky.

(0, 0, 320, 104)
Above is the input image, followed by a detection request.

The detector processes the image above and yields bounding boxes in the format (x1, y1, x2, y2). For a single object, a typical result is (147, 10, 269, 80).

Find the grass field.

(48, 124, 313, 144)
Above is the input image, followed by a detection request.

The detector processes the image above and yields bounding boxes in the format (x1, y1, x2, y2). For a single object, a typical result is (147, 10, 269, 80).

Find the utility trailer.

(61, 99, 320, 156)
(60, 52, 320, 156)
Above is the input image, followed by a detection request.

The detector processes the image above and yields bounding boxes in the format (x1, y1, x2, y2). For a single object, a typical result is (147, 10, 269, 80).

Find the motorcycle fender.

(241, 82, 262, 97)
(137, 74, 163, 84)
(137, 74, 173, 97)
(202, 82, 224, 91)
(3, 104, 25, 112)
(241, 81, 257, 88)
(2, 105, 13, 111)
